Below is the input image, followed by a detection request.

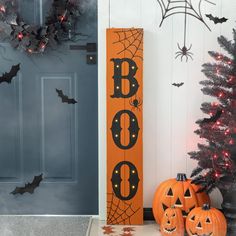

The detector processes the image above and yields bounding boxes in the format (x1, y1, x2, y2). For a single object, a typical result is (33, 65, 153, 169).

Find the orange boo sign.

(106, 28, 143, 225)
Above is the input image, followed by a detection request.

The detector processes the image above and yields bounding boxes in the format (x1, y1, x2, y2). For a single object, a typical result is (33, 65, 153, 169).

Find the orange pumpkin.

(160, 207, 184, 236)
(152, 173, 210, 224)
(186, 204, 227, 236)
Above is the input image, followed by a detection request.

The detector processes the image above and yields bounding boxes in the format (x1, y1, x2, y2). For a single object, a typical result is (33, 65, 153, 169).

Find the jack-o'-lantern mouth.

(164, 227, 176, 233)
(190, 230, 213, 236)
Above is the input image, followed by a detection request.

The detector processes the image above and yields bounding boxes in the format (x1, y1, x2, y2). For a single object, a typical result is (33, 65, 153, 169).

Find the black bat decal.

(172, 82, 184, 87)
(11, 174, 43, 195)
(0, 64, 20, 84)
(205, 14, 228, 24)
(201, 109, 222, 124)
(56, 89, 78, 104)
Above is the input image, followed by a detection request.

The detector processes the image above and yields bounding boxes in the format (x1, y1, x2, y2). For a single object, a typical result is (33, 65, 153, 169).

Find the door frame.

(98, 0, 109, 220)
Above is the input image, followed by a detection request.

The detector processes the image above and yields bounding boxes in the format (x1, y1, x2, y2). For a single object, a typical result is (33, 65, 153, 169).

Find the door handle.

(70, 43, 97, 52)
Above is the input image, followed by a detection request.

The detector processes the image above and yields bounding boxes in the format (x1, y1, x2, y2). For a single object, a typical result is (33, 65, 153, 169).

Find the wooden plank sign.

(107, 28, 143, 225)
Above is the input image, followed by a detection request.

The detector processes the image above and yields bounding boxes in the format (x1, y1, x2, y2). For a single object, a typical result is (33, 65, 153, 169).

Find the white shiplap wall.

(98, 0, 236, 219)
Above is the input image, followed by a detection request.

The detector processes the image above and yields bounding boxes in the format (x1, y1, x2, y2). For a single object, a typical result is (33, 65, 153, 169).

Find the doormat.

(0, 216, 91, 236)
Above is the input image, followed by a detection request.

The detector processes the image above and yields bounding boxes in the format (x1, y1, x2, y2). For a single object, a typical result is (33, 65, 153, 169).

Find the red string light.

(215, 172, 220, 178)
(59, 15, 65, 22)
(225, 152, 229, 158)
(59, 10, 67, 23)
(0, 5, 5, 12)
(228, 76, 235, 83)
(40, 43, 46, 49)
(224, 129, 230, 135)
(222, 150, 230, 158)
(229, 139, 234, 145)
(18, 32, 24, 40)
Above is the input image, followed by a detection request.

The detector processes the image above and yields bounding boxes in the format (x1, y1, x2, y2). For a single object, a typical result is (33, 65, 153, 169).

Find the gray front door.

(0, 0, 98, 214)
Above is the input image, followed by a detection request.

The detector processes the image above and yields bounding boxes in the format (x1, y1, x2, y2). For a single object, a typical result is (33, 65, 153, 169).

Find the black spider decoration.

(175, 1, 194, 62)
(129, 97, 142, 111)
(175, 44, 193, 62)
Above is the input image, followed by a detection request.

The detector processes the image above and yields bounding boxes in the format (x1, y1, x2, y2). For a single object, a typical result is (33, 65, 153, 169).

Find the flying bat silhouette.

(11, 174, 43, 195)
(0, 64, 20, 84)
(56, 89, 78, 104)
(201, 109, 222, 124)
(172, 82, 184, 87)
(205, 14, 228, 24)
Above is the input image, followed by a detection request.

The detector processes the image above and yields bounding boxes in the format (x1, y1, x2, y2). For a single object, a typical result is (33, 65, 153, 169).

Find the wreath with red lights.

(0, 0, 81, 54)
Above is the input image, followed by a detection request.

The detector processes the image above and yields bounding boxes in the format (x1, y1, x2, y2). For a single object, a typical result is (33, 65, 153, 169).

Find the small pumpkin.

(160, 207, 184, 236)
(186, 204, 227, 236)
(152, 173, 210, 224)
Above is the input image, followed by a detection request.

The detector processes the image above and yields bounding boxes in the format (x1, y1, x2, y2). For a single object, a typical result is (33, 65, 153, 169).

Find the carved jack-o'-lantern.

(186, 204, 227, 236)
(160, 207, 184, 236)
(152, 173, 210, 224)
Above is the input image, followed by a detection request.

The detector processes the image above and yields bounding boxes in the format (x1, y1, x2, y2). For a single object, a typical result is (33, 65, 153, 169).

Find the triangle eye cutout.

(190, 215, 195, 221)
(206, 218, 211, 223)
(162, 203, 168, 211)
(166, 188, 173, 196)
(184, 189, 191, 197)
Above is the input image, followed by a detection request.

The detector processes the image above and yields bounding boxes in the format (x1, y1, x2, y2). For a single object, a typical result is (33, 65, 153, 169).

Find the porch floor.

(89, 218, 160, 236)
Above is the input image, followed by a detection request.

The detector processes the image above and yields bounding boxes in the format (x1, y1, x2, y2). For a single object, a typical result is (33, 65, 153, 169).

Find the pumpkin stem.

(202, 204, 210, 210)
(176, 173, 187, 181)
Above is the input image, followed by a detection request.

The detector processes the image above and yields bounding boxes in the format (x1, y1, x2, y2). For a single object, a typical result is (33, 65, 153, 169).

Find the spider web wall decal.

(113, 29, 143, 61)
(107, 192, 141, 225)
(157, 0, 214, 30)
(156, 0, 215, 61)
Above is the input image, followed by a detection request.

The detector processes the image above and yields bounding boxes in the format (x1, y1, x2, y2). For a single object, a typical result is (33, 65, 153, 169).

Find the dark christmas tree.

(189, 28, 236, 193)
